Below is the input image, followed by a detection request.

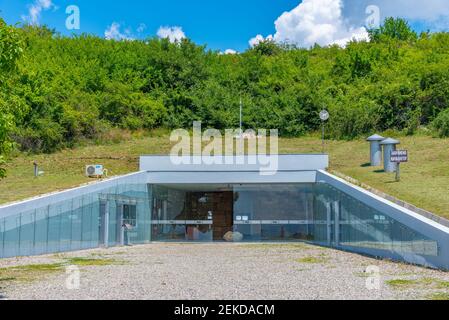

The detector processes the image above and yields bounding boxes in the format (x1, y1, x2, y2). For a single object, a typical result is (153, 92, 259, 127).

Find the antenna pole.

(239, 97, 243, 134)
(322, 122, 325, 154)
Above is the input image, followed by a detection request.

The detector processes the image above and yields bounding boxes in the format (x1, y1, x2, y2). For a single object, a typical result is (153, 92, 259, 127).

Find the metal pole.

(33, 161, 38, 178)
(326, 202, 332, 247)
(395, 163, 400, 182)
(322, 122, 325, 154)
(104, 201, 109, 248)
(239, 97, 243, 134)
(334, 201, 340, 247)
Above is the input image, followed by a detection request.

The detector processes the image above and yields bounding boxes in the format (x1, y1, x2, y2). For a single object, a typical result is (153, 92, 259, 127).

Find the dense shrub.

(432, 109, 449, 138)
(328, 100, 381, 140)
(0, 17, 448, 156)
(13, 118, 64, 153)
(0, 18, 22, 177)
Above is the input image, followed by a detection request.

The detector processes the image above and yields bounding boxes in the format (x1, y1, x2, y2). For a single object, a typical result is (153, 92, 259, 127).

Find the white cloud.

(137, 23, 147, 33)
(224, 49, 238, 55)
(266, 0, 369, 48)
(105, 22, 133, 41)
(249, 0, 449, 49)
(157, 26, 186, 43)
(345, 0, 449, 31)
(22, 0, 55, 25)
(249, 35, 264, 47)
(360, 0, 449, 21)
(249, 34, 274, 47)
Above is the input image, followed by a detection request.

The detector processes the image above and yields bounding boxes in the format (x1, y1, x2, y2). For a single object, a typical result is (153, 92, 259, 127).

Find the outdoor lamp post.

(320, 110, 330, 154)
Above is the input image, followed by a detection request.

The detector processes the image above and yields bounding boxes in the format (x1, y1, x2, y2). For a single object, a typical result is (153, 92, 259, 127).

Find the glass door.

(150, 186, 217, 242)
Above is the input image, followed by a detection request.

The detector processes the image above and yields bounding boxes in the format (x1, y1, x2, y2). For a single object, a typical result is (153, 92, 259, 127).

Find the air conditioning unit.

(85, 165, 104, 177)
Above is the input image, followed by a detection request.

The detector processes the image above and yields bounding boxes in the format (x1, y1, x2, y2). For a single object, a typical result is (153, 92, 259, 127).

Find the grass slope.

(0, 134, 448, 219)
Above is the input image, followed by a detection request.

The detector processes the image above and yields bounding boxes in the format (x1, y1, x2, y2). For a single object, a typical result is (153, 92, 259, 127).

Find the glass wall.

(0, 181, 439, 259)
(0, 183, 151, 259)
(232, 183, 438, 257)
(0, 194, 100, 258)
(150, 185, 214, 242)
(313, 183, 439, 256)
(233, 184, 315, 241)
(147, 183, 438, 259)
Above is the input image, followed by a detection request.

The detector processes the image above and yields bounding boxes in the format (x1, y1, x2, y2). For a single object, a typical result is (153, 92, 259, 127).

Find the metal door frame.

(99, 200, 109, 247)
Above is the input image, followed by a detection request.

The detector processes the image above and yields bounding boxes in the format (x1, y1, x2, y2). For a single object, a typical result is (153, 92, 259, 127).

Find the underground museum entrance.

(151, 185, 235, 242)
(95, 182, 439, 259)
(182, 191, 234, 241)
(2, 154, 445, 269)
(149, 184, 318, 242)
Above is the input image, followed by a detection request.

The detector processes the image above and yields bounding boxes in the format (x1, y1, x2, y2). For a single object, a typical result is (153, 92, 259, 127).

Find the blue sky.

(0, 0, 300, 51)
(1, 0, 449, 51)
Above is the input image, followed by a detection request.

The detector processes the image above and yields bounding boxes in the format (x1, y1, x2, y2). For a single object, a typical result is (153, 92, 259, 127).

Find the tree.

(0, 18, 23, 178)
(250, 39, 282, 56)
(0, 15, 448, 159)
(369, 17, 418, 42)
(432, 109, 449, 138)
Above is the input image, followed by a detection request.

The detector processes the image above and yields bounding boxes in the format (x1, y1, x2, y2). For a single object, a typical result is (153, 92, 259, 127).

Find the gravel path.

(1, 243, 449, 300)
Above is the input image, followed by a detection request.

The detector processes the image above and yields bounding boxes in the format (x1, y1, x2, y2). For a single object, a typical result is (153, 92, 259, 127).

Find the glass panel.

(59, 200, 73, 252)
(151, 185, 187, 241)
(70, 197, 82, 251)
(233, 224, 261, 241)
(3, 214, 20, 258)
(107, 201, 117, 246)
(90, 197, 100, 248)
(150, 185, 216, 242)
(314, 183, 439, 257)
(185, 224, 213, 241)
(19, 210, 35, 257)
(0, 218, 4, 258)
(123, 205, 137, 227)
(0, 181, 439, 261)
(81, 194, 93, 249)
(233, 184, 315, 242)
(156, 224, 186, 241)
(34, 206, 49, 255)
(47, 202, 62, 253)
(129, 201, 151, 245)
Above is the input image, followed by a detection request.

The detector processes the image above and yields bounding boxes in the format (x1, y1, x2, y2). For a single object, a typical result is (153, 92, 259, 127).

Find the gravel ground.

(1, 243, 449, 300)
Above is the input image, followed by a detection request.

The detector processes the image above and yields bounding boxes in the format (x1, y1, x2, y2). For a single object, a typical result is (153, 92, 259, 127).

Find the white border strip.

(0, 171, 148, 218)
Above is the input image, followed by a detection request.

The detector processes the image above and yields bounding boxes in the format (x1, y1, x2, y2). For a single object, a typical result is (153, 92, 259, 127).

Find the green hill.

(1, 17, 449, 158)
(1, 17, 449, 219)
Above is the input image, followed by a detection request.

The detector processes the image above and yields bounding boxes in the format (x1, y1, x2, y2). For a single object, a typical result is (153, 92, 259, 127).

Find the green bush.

(14, 119, 64, 153)
(405, 108, 422, 136)
(0, 18, 22, 177)
(0, 155, 5, 178)
(433, 109, 449, 137)
(328, 98, 381, 140)
(0, 16, 449, 157)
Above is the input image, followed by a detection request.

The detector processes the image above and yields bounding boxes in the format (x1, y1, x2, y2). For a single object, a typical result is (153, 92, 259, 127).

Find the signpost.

(390, 150, 408, 182)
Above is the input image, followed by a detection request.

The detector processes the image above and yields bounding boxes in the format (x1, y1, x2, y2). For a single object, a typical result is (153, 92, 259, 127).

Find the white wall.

(140, 154, 329, 172)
